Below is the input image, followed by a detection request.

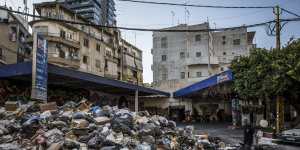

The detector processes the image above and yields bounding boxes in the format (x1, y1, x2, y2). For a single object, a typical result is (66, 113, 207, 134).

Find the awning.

(0, 62, 170, 96)
(173, 70, 233, 98)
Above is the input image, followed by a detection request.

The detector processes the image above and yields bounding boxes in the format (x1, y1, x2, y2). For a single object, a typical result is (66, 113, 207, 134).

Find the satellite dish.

(260, 120, 268, 128)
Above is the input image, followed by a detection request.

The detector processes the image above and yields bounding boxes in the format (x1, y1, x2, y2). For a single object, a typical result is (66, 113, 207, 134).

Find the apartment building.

(59, 0, 116, 26)
(101, 0, 116, 26)
(121, 39, 143, 84)
(29, 1, 142, 82)
(0, 7, 31, 65)
(152, 23, 255, 91)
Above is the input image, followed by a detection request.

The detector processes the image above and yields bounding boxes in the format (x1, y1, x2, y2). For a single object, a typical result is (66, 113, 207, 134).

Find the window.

(0, 48, 3, 59)
(222, 41, 226, 45)
(195, 34, 201, 41)
(96, 43, 101, 52)
(162, 55, 167, 61)
(180, 52, 185, 59)
(223, 52, 226, 55)
(220, 67, 224, 71)
(59, 49, 65, 58)
(132, 70, 138, 78)
(83, 56, 88, 64)
(180, 72, 185, 79)
(233, 39, 241, 45)
(161, 37, 168, 48)
(95, 59, 101, 68)
(222, 36, 226, 40)
(105, 59, 108, 70)
(60, 30, 66, 39)
(196, 52, 202, 57)
(84, 38, 89, 47)
(196, 72, 202, 77)
(162, 72, 167, 80)
(153, 37, 159, 48)
(188, 72, 190, 78)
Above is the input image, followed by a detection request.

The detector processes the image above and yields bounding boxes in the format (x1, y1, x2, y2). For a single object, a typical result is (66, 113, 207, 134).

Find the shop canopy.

(173, 69, 233, 98)
(0, 62, 170, 96)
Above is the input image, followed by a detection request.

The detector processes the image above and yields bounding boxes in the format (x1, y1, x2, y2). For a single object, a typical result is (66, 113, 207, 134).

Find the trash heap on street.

(0, 100, 235, 150)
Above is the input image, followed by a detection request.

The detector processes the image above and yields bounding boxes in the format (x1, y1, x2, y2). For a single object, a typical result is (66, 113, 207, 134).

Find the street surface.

(178, 122, 299, 150)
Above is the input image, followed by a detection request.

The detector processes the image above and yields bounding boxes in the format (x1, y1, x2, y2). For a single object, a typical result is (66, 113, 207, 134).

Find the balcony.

(0, 55, 6, 65)
(48, 56, 80, 69)
(27, 32, 80, 49)
(186, 56, 219, 65)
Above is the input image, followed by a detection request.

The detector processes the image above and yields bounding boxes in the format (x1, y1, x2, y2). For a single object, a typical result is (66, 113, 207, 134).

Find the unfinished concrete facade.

(152, 23, 255, 91)
(149, 23, 255, 120)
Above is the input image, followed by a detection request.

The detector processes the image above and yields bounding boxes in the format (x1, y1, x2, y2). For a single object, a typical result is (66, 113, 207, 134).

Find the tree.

(231, 39, 300, 126)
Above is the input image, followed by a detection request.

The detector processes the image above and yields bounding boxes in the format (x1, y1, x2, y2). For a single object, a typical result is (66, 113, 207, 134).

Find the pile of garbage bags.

(0, 100, 233, 150)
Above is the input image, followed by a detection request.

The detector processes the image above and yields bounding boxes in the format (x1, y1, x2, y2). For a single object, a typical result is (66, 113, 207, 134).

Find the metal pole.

(134, 53, 139, 112)
(135, 89, 139, 112)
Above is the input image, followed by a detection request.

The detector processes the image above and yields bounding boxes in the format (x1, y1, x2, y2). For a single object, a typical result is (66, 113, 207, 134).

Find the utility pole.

(134, 53, 139, 112)
(274, 5, 284, 134)
(207, 17, 211, 75)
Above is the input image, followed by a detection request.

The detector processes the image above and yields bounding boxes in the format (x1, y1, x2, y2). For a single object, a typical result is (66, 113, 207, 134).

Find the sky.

(4, 0, 300, 83)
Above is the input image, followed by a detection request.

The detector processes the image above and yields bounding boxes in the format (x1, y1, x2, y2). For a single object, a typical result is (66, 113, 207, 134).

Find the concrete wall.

(152, 24, 253, 89)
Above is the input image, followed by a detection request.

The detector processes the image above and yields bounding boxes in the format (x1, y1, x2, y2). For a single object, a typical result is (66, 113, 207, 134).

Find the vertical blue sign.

(31, 33, 48, 101)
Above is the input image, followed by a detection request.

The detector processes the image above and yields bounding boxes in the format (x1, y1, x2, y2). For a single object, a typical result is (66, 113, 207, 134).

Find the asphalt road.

(178, 122, 299, 150)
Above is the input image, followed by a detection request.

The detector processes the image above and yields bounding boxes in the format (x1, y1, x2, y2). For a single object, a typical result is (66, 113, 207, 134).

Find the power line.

(118, 0, 274, 9)
(0, 6, 277, 33)
(281, 8, 300, 18)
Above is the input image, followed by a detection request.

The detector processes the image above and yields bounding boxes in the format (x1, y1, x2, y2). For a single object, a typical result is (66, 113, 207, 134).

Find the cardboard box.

(5, 101, 19, 111)
(39, 102, 57, 112)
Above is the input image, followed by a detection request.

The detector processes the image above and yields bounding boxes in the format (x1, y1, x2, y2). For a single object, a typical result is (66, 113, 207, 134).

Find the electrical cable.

(281, 8, 300, 17)
(118, 0, 274, 9)
(0, 6, 277, 33)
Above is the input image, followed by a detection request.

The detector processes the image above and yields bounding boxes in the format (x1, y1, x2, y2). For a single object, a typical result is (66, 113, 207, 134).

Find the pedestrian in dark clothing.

(243, 119, 254, 150)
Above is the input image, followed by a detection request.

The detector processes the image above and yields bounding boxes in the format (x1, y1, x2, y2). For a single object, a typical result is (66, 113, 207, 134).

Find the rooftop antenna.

(184, 0, 190, 25)
(171, 11, 175, 26)
(23, 0, 29, 21)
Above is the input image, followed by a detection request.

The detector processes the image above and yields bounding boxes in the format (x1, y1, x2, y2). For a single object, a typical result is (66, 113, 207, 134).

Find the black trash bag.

(63, 139, 81, 149)
(21, 116, 41, 138)
(111, 112, 133, 135)
(61, 101, 77, 110)
(141, 135, 155, 144)
(0, 135, 14, 144)
(87, 135, 105, 148)
(167, 120, 176, 129)
(0, 143, 20, 150)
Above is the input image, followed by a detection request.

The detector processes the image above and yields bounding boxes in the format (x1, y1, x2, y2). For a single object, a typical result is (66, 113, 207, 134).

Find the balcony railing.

(38, 32, 79, 43)
(48, 56, 80, 69)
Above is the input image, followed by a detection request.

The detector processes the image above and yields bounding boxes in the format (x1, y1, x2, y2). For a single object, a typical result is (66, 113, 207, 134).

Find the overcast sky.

(4, 0, 300, 83)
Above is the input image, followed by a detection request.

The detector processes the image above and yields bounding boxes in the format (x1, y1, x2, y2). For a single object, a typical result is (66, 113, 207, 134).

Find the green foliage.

(231, 39, 300, 101)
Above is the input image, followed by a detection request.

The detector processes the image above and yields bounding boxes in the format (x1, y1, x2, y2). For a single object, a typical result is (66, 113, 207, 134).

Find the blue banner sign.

(31, 33, 48, 101)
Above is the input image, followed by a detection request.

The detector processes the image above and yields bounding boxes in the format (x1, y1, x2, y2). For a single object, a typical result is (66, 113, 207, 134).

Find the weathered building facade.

(29, 2, 142, 82)
(148, 23, 255, 120)
(152, 23, 255, 91)
(0, 7, 31, 65)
